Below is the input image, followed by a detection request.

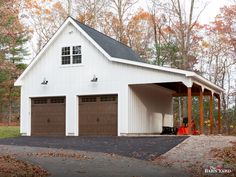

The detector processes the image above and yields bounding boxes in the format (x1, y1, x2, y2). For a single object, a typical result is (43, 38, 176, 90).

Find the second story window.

(61, 47, 70, 65)
(61, 46, 82, 65)
(72, 46, 81, 64)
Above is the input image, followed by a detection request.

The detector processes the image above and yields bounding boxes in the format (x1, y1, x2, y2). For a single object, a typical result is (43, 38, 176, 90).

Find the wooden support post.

(199, 90, 204, 134)
(217, 96, 221, 134)
(209, 94, 213, 134)
(188, 87, 192, 134)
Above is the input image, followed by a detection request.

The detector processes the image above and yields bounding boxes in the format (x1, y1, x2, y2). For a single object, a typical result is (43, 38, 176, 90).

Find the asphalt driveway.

(0, 145, 189, 177)
(0, 136, 188, 160)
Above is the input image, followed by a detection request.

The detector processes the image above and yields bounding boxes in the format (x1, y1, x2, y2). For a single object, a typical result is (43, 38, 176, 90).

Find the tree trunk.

(151, 14, 160, 65)
(67, 0, 72, 16)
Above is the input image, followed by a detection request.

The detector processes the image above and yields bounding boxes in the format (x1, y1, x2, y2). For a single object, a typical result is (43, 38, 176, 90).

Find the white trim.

(111, 57, 192, 76)
(69, 19, 112, 61)
(15, 18, 71, 86)
(59, 64, 84, 68)
(111, 57, 224, 93)
(77, 92, 119, 96)
(61, 45, 83, 66)
(28, 97, 31, 136)
(188, 74, 224, 93)
(193, 81, 215, 95)
(29, 94, 67, 98)
(182, 79, 193, 88)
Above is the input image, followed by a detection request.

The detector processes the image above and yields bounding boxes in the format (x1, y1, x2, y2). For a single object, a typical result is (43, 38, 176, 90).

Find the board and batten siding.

(20, 23, 129, 136)
(128, 84, 173, 134)
(20, 22, 191, 136)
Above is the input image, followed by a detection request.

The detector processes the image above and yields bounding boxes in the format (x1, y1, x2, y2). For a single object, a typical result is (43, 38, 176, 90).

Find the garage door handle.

(96, 118, 99, 122)
(47, 119, 50, 123)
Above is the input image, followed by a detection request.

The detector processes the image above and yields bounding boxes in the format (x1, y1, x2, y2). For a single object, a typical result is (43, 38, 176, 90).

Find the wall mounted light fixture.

(41, 77, 48, 85)
(91, 75, 98, 82)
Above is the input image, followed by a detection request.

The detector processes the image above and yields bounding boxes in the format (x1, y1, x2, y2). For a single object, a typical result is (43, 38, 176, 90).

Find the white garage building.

(15, 17, 224, 136)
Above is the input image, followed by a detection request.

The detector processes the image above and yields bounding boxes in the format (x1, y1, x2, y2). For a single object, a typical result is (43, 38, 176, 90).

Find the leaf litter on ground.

(27, 150, 91, 160)
(0, 155, 49, 177)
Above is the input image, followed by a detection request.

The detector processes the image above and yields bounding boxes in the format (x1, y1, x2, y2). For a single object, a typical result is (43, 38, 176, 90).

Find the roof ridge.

(70, 17, 136, 52)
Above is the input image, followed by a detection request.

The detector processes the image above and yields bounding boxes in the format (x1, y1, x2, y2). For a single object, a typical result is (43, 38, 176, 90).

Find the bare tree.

(75, 0, 109, 28)
(167, 0, 207, 69)
(108, 0, 139, 43)
(23, 0, 68, 53)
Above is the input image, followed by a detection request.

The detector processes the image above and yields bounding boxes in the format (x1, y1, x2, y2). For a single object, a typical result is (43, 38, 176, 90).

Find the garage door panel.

(31, 97, 65, 136)
(79, 95, 117, 136)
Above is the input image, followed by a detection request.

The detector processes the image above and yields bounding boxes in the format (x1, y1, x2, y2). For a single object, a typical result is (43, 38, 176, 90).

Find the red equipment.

(177, 118, 199, 135)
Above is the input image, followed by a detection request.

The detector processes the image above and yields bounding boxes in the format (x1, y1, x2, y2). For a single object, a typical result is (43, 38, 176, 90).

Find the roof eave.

(186, 73, 224, 93)
(111, 57, 224, 94)
(111, 57, 190, 75)
(14, 80, 23, 86)
(14, 17, 73, 86)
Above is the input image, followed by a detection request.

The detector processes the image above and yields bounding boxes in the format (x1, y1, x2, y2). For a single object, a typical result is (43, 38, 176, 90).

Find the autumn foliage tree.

(75, 0, 109, 28)
(0, 0, 28, 124)
(201, 4, 236, 134)
(0, 0, 28, 63)
(126, 9, 153, 60)
(23, 0, 67, 53)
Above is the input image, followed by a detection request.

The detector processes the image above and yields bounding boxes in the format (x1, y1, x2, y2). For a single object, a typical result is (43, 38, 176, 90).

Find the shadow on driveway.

(0, 136, 188, 161)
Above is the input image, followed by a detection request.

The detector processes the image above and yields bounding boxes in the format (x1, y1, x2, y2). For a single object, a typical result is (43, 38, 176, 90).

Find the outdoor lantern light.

(41, 77, 48, 85)
(91, 75, 98, 82)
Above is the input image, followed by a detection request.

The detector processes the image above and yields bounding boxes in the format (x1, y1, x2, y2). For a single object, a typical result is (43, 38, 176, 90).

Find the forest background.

(1, 0, 236, 134)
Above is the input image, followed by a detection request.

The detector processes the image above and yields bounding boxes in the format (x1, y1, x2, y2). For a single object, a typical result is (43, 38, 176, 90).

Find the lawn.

(0, 126, 20, 138)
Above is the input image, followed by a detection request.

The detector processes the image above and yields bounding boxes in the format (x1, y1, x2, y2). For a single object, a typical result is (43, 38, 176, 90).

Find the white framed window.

(61, 45, 82, 65)
(72, 46, 82, 64)
(61, 47, 70, 65)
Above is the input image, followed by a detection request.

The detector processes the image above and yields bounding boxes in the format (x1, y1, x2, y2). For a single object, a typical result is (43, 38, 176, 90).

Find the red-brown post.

(209, 94, 213, 134)
(217, 96, 221, 134)
(188, 87, 192, 134)
(199, 90, 204, 134)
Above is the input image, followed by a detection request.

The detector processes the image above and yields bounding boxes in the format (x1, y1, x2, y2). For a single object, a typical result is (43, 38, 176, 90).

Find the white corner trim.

(14, 80, 23, 86)
(182, 79, 193, 88)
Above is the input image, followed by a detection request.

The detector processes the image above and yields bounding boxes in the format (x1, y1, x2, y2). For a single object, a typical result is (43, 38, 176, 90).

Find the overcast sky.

(198, 0, 232, 24)
(138, 0, 233, 24)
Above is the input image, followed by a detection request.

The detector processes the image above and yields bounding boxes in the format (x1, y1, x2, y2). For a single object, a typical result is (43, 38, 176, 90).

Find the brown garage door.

(79, 95, 117, 136)
(31, 97, 65, 136)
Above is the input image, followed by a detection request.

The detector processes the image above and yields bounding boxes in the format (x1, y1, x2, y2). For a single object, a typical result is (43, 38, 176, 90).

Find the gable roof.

(72, 18, 144, 63)
(14, 17, 224, 94)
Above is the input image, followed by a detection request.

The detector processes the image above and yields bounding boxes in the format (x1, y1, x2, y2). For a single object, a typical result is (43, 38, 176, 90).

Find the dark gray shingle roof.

(72, 18, 144, 63)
